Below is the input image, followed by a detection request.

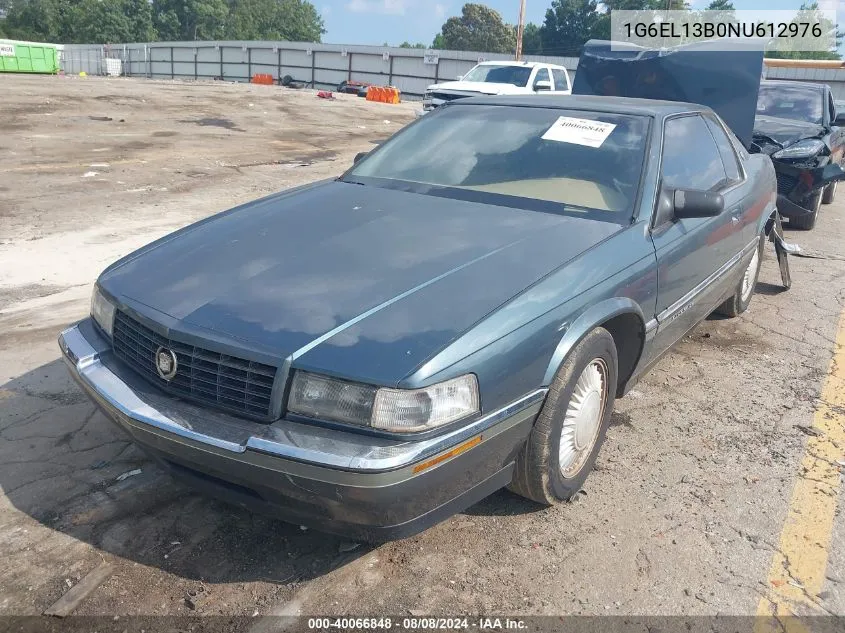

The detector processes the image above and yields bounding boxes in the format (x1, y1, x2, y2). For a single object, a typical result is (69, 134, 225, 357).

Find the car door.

(703, 114, 755, 254)
(648, 114, 742, 361)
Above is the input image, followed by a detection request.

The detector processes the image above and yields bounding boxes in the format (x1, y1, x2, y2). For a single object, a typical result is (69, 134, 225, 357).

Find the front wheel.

(790, 190, 822, 230)
(823, 181, 837, 205)
(509, 328, 618, 505)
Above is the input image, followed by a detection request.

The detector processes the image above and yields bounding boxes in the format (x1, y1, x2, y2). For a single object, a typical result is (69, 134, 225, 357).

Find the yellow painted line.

(756, 311, 845, 629)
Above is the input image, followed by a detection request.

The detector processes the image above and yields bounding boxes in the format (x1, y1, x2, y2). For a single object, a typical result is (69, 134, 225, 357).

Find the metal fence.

(764, 65, 845, 100)
(57, 41, 580, 99)
(55, 40, 845, 100)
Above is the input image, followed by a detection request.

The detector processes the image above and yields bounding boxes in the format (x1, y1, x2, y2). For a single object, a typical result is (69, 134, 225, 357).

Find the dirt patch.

(0, 283, 70, 310)
(179, 117, 244, 132)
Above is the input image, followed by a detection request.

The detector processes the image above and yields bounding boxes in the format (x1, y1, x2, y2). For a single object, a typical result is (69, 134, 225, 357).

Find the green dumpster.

(0, 40, 59, 74)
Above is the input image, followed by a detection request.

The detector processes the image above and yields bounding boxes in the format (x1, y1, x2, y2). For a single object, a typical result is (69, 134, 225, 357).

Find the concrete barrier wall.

(56, 40, 580, 99)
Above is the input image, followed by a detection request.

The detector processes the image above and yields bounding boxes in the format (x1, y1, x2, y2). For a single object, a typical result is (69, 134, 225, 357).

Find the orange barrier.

(251, 73, 274, 85)
(366, 86, 401, 104)
(764, 58, 845, 69)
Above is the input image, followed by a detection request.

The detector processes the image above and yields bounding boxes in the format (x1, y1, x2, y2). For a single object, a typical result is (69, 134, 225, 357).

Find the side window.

(662, 115, 728, 192)
(704, 116, 742, 184)
(533, 68, 551, 90)
(829, 92, 836, 125)
(552, 69, 569, 92)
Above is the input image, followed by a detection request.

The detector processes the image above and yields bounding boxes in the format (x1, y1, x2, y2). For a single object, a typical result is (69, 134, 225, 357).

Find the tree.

(540, 0, 604, 57)
(399, 41, 426, 48)
(226, 0, 324, 41)
(436, 3, 515, 54)
(153, 8, 181, 40)
(3, 0, 63, 41)
(765, 2, 841, 60)
(522, 22, 542, 55)
(152, 0, 229, 41)
(432, 33, 445, 49)
(65, 0, 156, 43)
(705, 0, 734, 9)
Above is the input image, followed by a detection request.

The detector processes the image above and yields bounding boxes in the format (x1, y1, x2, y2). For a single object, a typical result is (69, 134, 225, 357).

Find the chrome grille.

(431, 91, 472, 102)
(112, 310, 277, 419)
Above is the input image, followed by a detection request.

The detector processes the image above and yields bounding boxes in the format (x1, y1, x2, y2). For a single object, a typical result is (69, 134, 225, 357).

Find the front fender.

(542, 297, 646, 386)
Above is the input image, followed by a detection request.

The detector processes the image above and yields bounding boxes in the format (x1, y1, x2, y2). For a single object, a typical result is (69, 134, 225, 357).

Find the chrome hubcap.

(741, 245, 760, 303)
(559, 359, 608, 478)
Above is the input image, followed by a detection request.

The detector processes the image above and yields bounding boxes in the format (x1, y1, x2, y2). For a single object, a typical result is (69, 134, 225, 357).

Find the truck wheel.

(790, 191, 822, 230)
(509, 328, 618, 505)
(822, 181, 837, 204)
(716, 232, 764, 318)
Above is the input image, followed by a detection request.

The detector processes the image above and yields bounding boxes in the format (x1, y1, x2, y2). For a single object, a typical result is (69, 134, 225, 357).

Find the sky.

(317, 0, 844, 48)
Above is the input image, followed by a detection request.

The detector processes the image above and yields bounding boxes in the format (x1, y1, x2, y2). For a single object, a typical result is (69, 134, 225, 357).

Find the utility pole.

(515, 0, 526, 60)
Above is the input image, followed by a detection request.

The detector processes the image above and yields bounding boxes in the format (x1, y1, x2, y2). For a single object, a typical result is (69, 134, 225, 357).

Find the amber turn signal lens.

(412, 435, 483, 474)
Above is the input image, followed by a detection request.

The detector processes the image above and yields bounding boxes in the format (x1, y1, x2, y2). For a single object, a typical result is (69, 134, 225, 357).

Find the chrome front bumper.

(59, 319, 543, 539)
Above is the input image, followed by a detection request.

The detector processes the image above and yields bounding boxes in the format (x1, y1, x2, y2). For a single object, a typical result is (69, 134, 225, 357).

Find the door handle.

(730, 207, 741, 225)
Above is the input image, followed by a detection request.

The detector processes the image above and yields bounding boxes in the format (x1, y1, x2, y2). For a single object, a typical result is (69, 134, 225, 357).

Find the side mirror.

(353, 151, 367, 164)
(534, 80, 552, 92)
(456, 75, 464, 81)
(673, 189, 724, 219)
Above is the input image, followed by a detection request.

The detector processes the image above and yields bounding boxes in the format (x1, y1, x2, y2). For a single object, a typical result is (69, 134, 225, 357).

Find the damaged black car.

(753, 80, 845, 230)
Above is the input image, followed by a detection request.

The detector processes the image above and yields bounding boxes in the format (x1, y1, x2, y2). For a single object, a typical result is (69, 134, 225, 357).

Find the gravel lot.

(1, 75, 844, 623)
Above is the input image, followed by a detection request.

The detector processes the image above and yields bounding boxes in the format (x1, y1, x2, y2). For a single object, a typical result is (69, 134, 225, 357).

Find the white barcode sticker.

(542, 116, 616, 148)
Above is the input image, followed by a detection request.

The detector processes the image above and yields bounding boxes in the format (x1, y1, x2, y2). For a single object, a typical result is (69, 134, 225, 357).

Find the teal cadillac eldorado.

(59, 44, 781, 541)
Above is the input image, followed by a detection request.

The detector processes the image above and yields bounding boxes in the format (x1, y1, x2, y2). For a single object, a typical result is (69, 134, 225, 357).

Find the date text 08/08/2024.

(306, 617, 527, 630)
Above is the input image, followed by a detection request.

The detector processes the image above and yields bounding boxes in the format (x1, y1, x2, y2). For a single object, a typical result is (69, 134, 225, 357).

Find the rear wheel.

(509, 328, 618, 504)
(716, 232, 764, 318)
(822, 181, 837, 204)
(790, 190, 822, 230)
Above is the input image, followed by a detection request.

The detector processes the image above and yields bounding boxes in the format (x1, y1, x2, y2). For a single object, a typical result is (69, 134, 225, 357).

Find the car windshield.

(343, 105, 650, 221)
(461, 64, 533, 87)
(756, 85, 823, 125)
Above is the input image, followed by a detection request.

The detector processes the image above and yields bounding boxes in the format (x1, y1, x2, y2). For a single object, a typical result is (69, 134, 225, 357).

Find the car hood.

(100, 181, 622, 385)
(428, 80, 528, 95)
(574, 39, 764, 148)
(753, 115, 826, 150)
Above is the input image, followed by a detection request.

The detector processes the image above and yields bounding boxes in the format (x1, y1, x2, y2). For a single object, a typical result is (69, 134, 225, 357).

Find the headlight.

(288, 372, 480, 433)
(91, 285, 116, 337)
(773, 139, 825, 159)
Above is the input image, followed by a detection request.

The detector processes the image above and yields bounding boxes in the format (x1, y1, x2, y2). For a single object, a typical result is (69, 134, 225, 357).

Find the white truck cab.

(421, 61, 572, 114)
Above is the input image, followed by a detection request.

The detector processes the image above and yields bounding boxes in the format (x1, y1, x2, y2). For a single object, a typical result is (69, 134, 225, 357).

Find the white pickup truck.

(421, 60, 572, 114)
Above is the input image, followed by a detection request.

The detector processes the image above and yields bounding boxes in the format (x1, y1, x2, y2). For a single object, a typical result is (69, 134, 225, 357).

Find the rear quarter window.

(704, 116, 743, 185)
(552, 69, 570, 92)
(661, 115, 728, 192)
